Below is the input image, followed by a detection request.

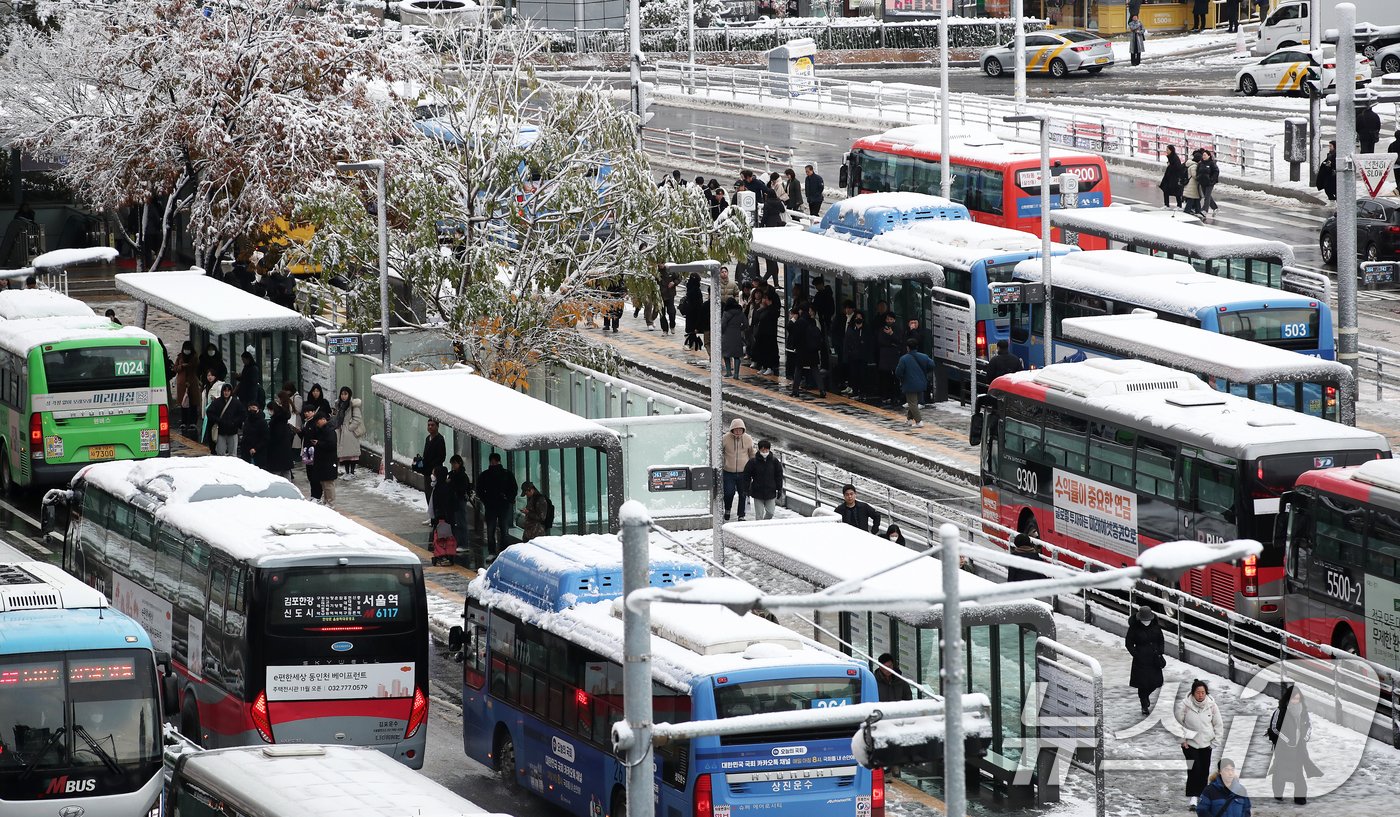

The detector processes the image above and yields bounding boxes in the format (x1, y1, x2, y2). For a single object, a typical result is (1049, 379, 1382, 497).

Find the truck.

(1253, 0, 1400, 57)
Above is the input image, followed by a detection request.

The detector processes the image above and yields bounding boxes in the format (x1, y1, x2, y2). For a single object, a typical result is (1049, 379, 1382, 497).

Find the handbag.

(412, 454, 425, 474)
(301, 445, 316, 465)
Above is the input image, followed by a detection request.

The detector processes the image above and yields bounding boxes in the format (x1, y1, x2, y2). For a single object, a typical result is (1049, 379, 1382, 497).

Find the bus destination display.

(70, 657, 137, 683)
(278, 592, 404, 624)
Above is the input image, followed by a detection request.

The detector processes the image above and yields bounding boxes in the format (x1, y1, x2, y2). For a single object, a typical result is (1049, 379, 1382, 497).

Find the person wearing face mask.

(1195, 758, 1251, 817)
(743, 439, 785, 521)
(884, 524, 906, 546)
(1178, 679, 1224, 810)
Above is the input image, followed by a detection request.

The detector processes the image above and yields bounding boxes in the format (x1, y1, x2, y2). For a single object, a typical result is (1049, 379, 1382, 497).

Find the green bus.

(0, 316, 169, 490)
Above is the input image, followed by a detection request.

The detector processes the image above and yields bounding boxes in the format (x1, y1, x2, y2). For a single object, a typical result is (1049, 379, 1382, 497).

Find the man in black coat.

(835, 484, 881, 533)
(1358, 105, 1383, 154)
(1005, 533, 1044, 582)
(812, 277, 835, 338)
(238, 400, 268, 466)
(743, 440, 785, 520)
(477, 452, 519, 558)
(312, 412, 340, 508)
(874, 653, 911, 702)
(804, 165, 825, 216)
(1126, 605, 1166, 715)
(790, 309, 825, 399)
(421, 419, 447, 522)
(985, 340, 1024, 383)
(208, 384, 244, 457)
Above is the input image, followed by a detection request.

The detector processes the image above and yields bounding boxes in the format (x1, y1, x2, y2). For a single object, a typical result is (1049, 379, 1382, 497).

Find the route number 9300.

(1015, 468, 1039, 496)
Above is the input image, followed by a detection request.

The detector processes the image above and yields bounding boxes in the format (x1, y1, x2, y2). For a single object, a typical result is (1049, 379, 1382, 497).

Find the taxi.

(981, 29, 1114, 79)
(1235, 45, 1372, 97)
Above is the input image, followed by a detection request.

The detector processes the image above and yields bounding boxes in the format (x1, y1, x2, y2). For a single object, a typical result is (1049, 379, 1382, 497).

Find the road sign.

(1356, 153, 1395, 198)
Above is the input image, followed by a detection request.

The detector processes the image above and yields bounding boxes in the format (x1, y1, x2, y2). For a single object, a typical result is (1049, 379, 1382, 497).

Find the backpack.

(543, 496, 555, 530)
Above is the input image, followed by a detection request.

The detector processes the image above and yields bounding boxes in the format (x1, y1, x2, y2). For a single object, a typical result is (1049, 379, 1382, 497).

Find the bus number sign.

(1281, 323, 1312, 339)
(114, 359, 146, 376)
(1324, 566, 1363, 609)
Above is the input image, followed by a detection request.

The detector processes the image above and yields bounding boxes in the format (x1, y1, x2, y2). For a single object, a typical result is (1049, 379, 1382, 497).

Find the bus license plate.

(89, 445, 115, 460)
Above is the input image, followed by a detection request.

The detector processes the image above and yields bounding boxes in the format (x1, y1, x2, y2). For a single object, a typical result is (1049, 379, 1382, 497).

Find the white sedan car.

(1235, 45, 1371, 97)
(1375, 42, 1400, 78)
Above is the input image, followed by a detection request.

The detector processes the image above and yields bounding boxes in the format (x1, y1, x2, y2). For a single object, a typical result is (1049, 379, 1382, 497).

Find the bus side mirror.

(1274, 497, 1294, 547)
(969, 410, 984, 447)
(447, 625, 464, 652)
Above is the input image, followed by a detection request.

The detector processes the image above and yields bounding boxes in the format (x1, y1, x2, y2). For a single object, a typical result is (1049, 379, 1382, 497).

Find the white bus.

(165, 744, 510, 817)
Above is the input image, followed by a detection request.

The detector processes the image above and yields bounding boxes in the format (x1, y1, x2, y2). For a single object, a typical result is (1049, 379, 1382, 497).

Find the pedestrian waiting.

(835, 483, 881, 533)
(874, 653, 911, 702)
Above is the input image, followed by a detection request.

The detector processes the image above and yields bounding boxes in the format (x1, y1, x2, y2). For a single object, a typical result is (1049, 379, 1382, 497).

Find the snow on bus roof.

(1302, 459, 1400, 498)
(721, 517, 1052, 628)
(372, 369, 617, 451)
(750, 225, 945, 282)
(0, 290, 95, 320)
(866, 125, 1096, 163)
(0, 316, 155, 357)
(1048, 206, 1295, 266)
(1012, 251, 1316, 315)
(828, 192, 961, 218)
(114, 270, 314, 335)
(470, 536, 855, 689)
(1061, 314, 1352, 384)
(156, 495, 418, 566)
(78, 457, 303, 505)
(995, 359, 1388, 453)
(864, 221, 1075, 271)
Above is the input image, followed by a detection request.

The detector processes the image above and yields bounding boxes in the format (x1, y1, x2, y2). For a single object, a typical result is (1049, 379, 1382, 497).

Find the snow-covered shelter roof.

(1048, 206, 1295, 266)
(469, 534, 861, 690)
(0, 316, 155, 358)
(721, 517, 1055, 632)
(862, 221, 1076, 272)
(993, 358, 1388, 456)
(1012, 251, 1317, 316)
(0, 290, 95, 320)
(750, 226, 945, 283)
(1061, 313, 1353, 385)
(372, 369, 619, 451)
(114, 271, 314, 335)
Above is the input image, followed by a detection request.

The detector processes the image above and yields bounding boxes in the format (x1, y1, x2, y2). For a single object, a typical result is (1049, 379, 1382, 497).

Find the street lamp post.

(337, 159, 393, 478)
(1334, 2, 1359, 380)
(1013, 0, 1026, 111)
(1004, 114, 1053, 364)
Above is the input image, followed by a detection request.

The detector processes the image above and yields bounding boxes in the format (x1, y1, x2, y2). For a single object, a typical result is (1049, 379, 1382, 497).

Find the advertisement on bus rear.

(1364, 574, 1400, 668)
(266, 662, 417, 700)
(31, 387, 166, 418)
(1052, 469, 1138, 558)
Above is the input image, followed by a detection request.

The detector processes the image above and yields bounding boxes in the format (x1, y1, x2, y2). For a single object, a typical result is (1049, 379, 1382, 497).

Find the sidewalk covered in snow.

(371, 368, 624, 535)
(116, 270, 314, 400)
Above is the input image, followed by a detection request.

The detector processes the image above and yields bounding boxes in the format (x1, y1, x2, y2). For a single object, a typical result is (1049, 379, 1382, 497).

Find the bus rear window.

(1217, 308, 1318, 345)
(265, 567, 418, 635)
(1248, 451, 1385, 558)
(42, 346, 151, 393)
(715, 677, 861, 744)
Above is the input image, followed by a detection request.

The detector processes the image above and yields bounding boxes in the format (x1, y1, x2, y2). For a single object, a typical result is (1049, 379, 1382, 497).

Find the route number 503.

(1281, 323, 1311, 339)
(1015, 468, 1039, 495)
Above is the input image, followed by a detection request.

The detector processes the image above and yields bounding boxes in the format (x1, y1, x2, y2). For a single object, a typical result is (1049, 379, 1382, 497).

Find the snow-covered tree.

(639, 0, 730, 31)
(290, 22, 749, 387)
(0, 0, 428, 271)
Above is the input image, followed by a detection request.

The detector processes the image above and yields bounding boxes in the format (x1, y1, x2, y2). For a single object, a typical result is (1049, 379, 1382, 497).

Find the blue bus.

(1010, 250, 1336, 368)
(0, 558, 164, 817)
(456, 536, 882, 817)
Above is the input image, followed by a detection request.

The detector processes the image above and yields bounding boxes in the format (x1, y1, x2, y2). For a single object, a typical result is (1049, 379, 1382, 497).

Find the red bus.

(844, 126, 1113, 249)
(1282, 460, 1400, 659)
(975, 358, 1389, 623)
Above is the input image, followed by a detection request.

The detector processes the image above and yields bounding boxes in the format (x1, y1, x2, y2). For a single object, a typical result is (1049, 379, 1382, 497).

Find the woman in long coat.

(334, 387, 364, 476)
(719, 297, 747, 378)
(1125, 604, 1165, 715)
(1269, 682, 1320, 804)
(173, 341, 200, 435)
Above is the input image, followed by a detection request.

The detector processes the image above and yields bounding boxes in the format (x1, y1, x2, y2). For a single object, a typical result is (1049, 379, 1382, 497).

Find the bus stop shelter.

(116, 270, 314, 401)
(372, 368, 624, 536)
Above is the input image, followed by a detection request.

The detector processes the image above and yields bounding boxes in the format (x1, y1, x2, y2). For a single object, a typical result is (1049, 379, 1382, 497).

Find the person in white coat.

(1177, 679, 1224, 810)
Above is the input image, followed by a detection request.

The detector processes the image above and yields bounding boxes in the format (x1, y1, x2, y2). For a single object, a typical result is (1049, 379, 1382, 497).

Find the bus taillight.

(250, 689, 274, 743)
(1242, 554, 1258, 597)
(694, 773, 713, 817)
(405, 686, 428, 739)
(872, 767, 886, 817)
(158, 405, 170, 452)
(28, 413, 42, 460)
(976, 322, 988, 360)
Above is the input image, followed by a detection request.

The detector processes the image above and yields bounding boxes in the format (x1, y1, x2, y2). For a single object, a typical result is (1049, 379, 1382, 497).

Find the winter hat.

(729, 418, 746, 432)
(1137, 605, 1155, 623)
(1012, 533, 1035, 553)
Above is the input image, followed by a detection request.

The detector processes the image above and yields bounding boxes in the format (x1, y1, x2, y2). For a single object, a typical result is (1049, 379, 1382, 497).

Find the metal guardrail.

(1360, 341, 1400, 400)
(772, 447, 1400, 748)
(652, 62, 1278, 182)
(539, 19, 1040, 55)
(642, 126, 794, 172)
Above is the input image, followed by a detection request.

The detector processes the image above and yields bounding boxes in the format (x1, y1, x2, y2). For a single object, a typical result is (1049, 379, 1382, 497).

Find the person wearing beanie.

(1126, 603, 1165, 716)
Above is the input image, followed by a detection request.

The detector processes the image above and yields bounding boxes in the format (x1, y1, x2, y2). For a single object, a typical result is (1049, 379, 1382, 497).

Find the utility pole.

(938, 523, 966, 817)
(337, 159, 393, 476)
(618, 502, 653, 817)
(629, 0, 644, 135)
(1309, 0, 1322, 180)
(939, 0, 951, 198)
(1336, 2, 1358, 379)
(1013, 0, 1026, 111)
(666, 261, 724, 561)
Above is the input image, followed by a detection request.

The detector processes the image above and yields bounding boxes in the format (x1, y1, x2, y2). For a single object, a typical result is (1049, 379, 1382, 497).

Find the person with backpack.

(1267, 683, 1318, 804)
(1195, 758, 1251, 817)
(894, 338, 937, 428)
(477, 452, 519, 558)
(520, 482, 554, 541)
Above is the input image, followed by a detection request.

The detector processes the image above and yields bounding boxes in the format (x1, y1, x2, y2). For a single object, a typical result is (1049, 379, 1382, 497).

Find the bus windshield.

(41, 346, 152, 394)
(265, 566, 419, 636)
(1217, 308, 1318, 345)
(0, 651, 160, 772)
(1249, 451, 1381, 549)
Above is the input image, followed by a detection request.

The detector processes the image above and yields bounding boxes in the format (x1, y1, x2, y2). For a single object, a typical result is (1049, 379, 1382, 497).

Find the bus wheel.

(609, 785, 626, 817)
(1334, 627, 1360, 656)
(495, 730, 519, 790)
(181, 698, 202, 746)
(0, 449, 14, 496)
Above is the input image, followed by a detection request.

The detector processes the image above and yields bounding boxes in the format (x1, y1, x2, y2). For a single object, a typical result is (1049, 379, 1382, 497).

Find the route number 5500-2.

(1015, 468, 1039, 495)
